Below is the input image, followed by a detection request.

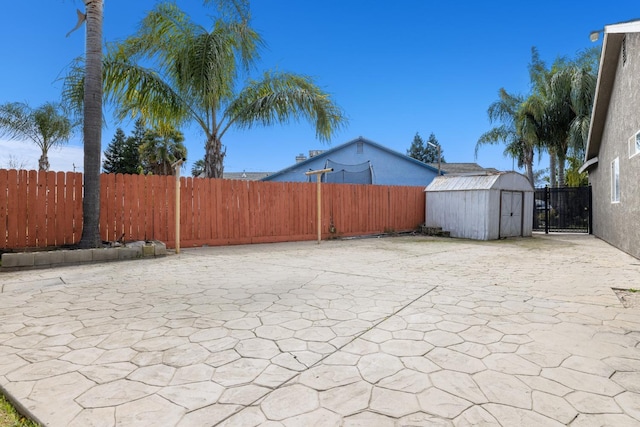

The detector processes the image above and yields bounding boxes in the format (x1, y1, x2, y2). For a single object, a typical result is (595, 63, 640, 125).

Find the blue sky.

(0, 1, 636, 176)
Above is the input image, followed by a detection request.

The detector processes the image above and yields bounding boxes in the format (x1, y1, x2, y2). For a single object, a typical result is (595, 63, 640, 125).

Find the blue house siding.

(263, 137, 439, 186)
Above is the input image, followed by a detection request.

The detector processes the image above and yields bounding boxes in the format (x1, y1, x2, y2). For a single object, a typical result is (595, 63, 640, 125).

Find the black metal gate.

(533, 186, 592, 233)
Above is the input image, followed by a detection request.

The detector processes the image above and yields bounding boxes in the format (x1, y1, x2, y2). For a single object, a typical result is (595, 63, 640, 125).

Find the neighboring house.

(427, 162, 500, 176)
(581, 19, 640, 259)
(262, 136, 441, 186)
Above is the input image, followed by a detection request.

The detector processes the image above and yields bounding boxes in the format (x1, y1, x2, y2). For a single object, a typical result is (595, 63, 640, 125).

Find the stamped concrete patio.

(1, 234, 639, 426)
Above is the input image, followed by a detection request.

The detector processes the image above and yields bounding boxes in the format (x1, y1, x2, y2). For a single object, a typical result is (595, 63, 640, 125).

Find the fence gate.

(533, 186, 592, 233)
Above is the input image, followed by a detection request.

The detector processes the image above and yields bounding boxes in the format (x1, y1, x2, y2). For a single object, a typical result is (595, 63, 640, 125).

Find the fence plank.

(122, 173, 132, 242)
(59, 171, 71, 245)
(5, 170, 18, 248)
(53, 171, 65, 246)
(100, 173, 112, 242)
(24, 170, 37, 247)
(134, 175, 143, 240)
(43, 171, 56, 247)
(71, 172, 82, 245)
(182, 177, 192, 244)
(14, 170, 27, 248)
(0, 170, 7, 249)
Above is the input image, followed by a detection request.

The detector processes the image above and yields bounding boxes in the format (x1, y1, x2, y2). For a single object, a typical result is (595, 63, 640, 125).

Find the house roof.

(425, 171, 533, 192)
(263, 136, 441, 180)
(583, 19, 640, 171)
(427, 162, 500, 175)
(223, 171, 272, 181)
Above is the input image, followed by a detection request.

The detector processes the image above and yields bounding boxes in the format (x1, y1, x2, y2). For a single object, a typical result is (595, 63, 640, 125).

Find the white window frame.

(611, 157, 620, 203)
(629, 130, 640, 158)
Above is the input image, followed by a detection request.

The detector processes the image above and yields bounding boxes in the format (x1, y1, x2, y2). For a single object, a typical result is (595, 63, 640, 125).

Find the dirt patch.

(612, 288, 640, 308)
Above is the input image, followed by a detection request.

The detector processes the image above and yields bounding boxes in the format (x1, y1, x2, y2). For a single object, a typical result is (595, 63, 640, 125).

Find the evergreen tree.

(103, 128, 126, 173)
(102, 128, 140, 174)
(129, 118, 147, 147)
(407, 132, 427, 162)
(425, 133, 445, 163)
(407, 132, 445, 163)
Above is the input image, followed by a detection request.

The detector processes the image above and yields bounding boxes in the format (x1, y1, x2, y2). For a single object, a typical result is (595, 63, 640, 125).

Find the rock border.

(0, 241, 167, 271)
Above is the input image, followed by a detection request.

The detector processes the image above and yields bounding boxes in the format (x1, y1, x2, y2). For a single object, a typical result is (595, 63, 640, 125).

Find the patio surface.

(1, 234, 639, 426)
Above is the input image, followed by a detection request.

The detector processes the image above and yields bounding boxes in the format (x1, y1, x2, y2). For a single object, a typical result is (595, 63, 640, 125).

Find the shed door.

(500, 191, 523, 238)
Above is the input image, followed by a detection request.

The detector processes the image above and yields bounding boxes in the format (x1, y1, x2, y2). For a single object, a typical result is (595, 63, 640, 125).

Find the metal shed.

(424, 172, 534, 240)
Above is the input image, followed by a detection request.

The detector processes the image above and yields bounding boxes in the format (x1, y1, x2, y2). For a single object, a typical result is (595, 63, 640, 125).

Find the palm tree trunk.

(557, 153, 566, 188)
(205, 135, 226, 178)
(38, 147, 49, 171)
(549, 150, 557, 188)
(524, 146, 534, 186)
(79, 0, 104, 248)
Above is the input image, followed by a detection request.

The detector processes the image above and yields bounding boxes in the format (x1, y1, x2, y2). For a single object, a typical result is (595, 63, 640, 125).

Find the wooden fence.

(0, 169, 426, 250)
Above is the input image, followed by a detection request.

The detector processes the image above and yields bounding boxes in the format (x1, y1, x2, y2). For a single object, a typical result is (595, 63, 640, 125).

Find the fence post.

(173, 159, 185, 253)
(545, 186, 550, 234)
(305, 168, 333, 244)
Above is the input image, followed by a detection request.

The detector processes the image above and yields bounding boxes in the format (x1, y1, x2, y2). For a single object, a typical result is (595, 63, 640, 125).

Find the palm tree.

(66, 0, 248, 248)
(549, 62, 597, 172)
(70, 0, 104, 248)
(191, 159, 206, 177)
(476, 89, 536, 184)
(528, 47, 598, 187)
(0, 102, 75, 171)
(67, 2, 346, 178)
(139, 126, 187, 176)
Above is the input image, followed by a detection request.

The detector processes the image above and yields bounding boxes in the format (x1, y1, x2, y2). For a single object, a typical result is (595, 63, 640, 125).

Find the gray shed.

(424, 172, 534, 240)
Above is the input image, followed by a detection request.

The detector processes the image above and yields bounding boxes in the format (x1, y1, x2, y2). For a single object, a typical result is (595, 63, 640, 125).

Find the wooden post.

(305, 168, 333, 244)
(172, 159, 185, 253)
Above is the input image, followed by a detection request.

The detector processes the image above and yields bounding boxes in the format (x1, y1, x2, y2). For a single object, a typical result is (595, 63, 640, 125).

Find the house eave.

(586, 20, 640, 162)
(578, 157, 598, 174)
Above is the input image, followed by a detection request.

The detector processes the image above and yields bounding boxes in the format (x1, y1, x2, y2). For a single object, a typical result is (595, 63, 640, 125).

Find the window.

(611, 157, 620, 203)
(629, 130, 640, 158)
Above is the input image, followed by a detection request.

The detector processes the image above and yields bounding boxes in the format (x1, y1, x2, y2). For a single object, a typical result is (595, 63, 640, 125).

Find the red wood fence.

(0, 169, 426, 250)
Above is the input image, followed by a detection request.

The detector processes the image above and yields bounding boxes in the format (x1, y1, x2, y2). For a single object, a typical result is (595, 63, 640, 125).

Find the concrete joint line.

(214, 284, 439, 426)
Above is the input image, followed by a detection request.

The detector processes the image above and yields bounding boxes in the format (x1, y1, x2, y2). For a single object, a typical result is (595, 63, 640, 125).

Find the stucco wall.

(590, 33, 640, 259)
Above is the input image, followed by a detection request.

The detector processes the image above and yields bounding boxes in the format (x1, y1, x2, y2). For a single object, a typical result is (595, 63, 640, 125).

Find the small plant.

(0, 393, 40, 427)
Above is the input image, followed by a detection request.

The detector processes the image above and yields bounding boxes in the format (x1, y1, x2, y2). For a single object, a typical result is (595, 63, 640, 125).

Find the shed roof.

(426, 162, 500, 175)
(223, 171, 272, 181)
(424, 172, 533, 192)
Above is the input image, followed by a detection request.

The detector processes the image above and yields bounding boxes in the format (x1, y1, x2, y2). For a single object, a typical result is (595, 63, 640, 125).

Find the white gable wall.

(426, 189, 493, 240)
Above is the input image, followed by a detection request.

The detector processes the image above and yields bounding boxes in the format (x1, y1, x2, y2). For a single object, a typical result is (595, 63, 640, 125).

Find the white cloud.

(0, 139, 85, 172)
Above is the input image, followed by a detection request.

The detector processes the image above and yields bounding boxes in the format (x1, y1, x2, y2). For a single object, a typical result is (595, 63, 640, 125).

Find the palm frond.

(225, 71, 347, 141)
(475, 125, 513, 158)
(0, 102, 35, 142)
(102, 55, 189, 128)
(203, 0, 251, 22)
